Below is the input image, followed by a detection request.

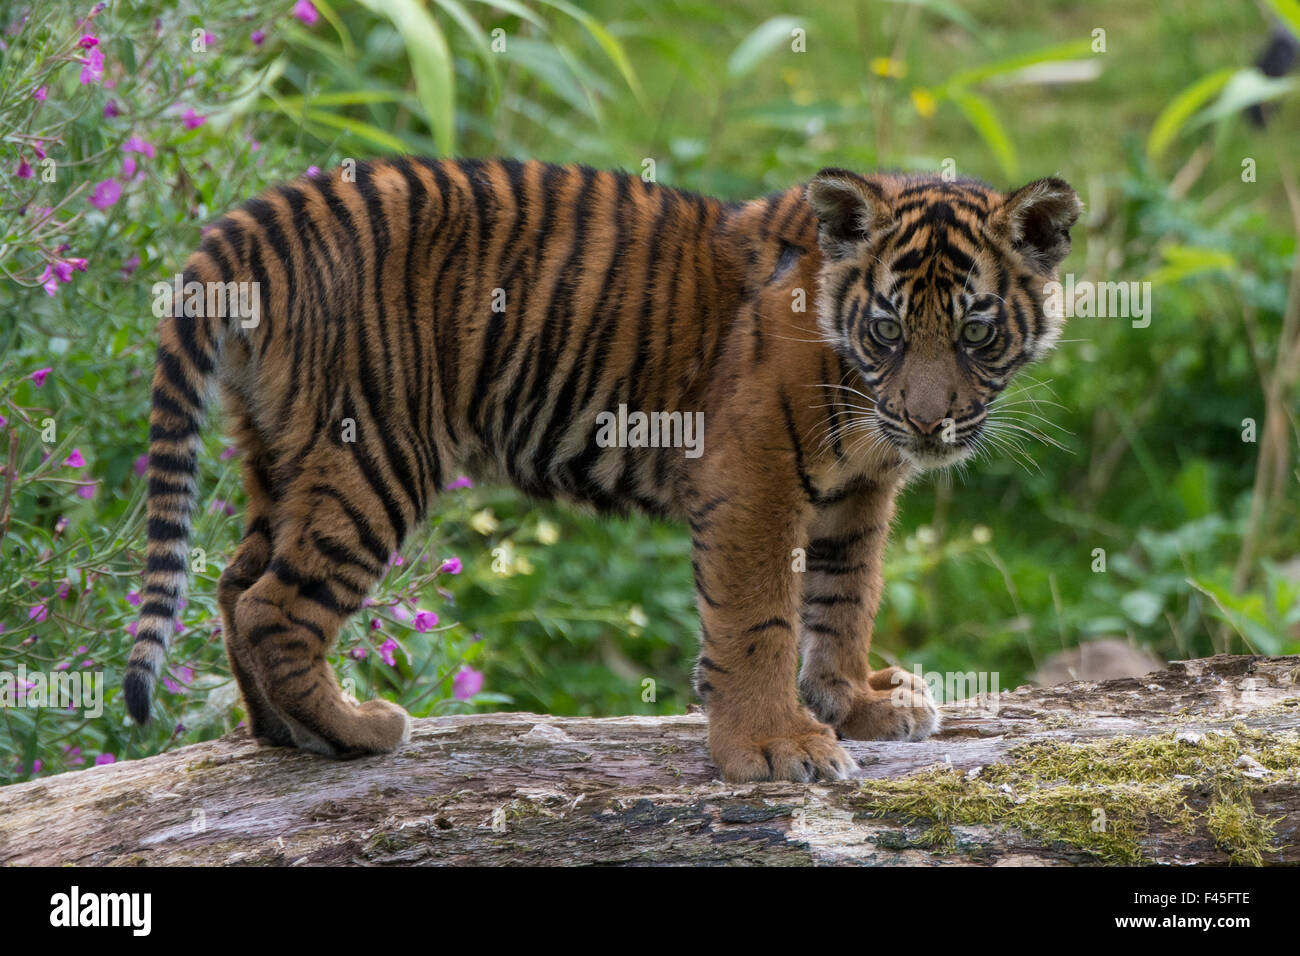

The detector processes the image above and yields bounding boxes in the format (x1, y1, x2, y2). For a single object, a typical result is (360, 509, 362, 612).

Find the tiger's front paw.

(835, 667, 940, 742)
(708, 712, 858, 783)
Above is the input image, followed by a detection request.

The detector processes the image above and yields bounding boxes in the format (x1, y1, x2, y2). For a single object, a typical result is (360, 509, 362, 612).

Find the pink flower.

(39, 267, 59, 296)
(16, 158, 32, 179)
(127, 590, 141, 607)
(392, 605, 410, 622)
(0, 414, 7, 427)
(33, 86, 47, 101)
(251, 29, 266, 47)
(125, 621, 138, 637)
(181, 108, 205, 129)
(89, 178, 121, 210)
(293, 1, 319, 26)
(388, 552, 403, 567)
(445, 475, 472, 490)
(378, 638, 400, 667)
(219, 444, 238, 460)
(122, 136, 156, 158)
(123, 156, 136, 179)
(95, 753, 116, 765)
(64, 448, 85, 468)
(204, 32, 215, 45)
(58, 582, 72, 601)
(65, 747, 84, 766)
(103, 99, 121, 118)
(77, 480, 97, 500)
(453, 667, 484, 700)
(80, 47, 104, 84)
(306, 165, 321, 177)
(133, 453, 148, 476)
(350, 647, 367, 660)
(208, 498, 235, 516)
(122, 253, 141, 278)
(29, 604, 48, 623)
(439, 556, 462, 575)
(30, 367, 51, 387)
(78, 35, 99, 49)
(369, 618, 382, 630)
(413, 610, 439, 632)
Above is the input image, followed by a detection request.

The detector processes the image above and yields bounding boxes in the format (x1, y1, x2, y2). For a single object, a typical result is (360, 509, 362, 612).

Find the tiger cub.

(126, 159, 1080, 782)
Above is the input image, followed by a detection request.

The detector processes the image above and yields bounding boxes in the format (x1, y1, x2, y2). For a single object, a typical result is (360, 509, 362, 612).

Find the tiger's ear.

(806, 168, 891, 260)
(994, 177, 1082, 275)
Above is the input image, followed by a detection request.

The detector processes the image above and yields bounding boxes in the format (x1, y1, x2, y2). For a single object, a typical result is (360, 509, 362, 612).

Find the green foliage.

(2, 0, 1298, 784)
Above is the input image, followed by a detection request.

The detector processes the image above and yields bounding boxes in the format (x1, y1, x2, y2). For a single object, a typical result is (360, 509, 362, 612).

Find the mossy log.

(2, 654, 1297, 866)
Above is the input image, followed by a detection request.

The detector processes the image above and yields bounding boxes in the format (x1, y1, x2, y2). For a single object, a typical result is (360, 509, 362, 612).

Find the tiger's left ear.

(994, 177, 1082, 275)
(806, 168, 892, 260)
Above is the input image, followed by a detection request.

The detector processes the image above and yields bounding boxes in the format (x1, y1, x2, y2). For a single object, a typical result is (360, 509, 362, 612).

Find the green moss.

(854, 729, 1296, 864)
(1205, 789, 1278, 866)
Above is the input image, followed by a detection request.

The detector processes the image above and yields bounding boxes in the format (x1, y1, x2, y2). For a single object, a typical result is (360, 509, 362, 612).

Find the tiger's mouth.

(888, 426, 978, 471)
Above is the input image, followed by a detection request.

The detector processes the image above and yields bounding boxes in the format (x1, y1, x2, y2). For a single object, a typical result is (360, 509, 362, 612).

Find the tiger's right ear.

(806, 168, 891, 260)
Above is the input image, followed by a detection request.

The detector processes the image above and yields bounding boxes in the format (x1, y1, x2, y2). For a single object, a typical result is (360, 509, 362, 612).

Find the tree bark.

(1, 654, 1297, 866)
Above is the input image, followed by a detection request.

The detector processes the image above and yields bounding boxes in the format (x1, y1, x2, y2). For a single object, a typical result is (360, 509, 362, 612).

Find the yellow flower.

(536, 519, 559, 545)
(869, 57, 906, 79)
(911, 87, 937, 118)
(469, 508, 499, 535)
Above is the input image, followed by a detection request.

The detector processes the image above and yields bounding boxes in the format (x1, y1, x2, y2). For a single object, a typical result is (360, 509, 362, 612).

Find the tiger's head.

(806, 168, 1081, 471)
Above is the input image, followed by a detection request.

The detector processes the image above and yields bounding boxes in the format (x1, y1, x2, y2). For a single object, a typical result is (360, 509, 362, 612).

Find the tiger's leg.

(215, 416, 293, 746)
(232, 462, 413, 757)
(689, 481, 857, 784)
(796, 481, 939, 741)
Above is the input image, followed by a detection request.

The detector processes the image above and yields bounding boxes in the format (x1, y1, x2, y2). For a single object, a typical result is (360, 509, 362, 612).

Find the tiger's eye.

(961, 321, 992, 345)
(872, 318, 902, 344)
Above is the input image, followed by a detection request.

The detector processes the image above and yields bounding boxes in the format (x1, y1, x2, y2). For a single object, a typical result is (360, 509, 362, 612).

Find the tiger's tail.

(124, 251, 231, 724)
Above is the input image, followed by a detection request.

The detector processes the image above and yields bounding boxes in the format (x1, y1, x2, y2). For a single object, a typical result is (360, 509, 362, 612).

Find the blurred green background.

(2, 0, 1298, 782)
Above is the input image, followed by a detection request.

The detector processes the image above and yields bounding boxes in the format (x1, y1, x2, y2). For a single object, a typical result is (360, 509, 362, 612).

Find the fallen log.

(1, 654, 1296, 866)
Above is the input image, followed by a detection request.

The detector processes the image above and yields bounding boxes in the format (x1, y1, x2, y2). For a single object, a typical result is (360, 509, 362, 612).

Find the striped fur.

(127, 160, 1079, 779)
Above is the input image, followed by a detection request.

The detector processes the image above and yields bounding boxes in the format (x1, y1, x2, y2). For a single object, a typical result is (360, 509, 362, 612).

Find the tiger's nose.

(904, 411, 945, 435)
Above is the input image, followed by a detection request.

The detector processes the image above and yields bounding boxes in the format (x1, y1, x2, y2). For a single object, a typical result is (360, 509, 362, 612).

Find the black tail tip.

(123, 668, 154, 725)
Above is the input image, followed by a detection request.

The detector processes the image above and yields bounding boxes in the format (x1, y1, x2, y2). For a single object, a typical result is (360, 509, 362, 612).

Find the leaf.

(356, 0, 456, 155)
(941, 38, 1095, 90)
(464, 0, 546, 30)
(1120, 589, 1163, 627)
(1188, 68, 1298, 129)
(1262, 0, 1300, 40)
(947, 88, 1018, 179)
(310, 0, 357, 60)
(1143, 244, 1236, 286)
(726, 15, 804, 81)
(535, 0, 645, 103)
(430, 0, 500, 89)
(301, 109, 411, 153)
(884, 0, 979, 35)
(1146, 68, 1234, 161)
